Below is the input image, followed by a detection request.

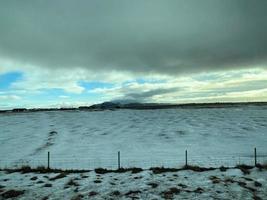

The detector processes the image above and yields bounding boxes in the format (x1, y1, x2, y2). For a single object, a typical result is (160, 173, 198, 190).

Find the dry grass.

(94, 167, 143, 174)
(236, 164, 254, 174)
(182, 165, 216, 172)
(149, 167, 180, 174)
(256, 163, 267, 170)
(2, 163, 264, 177)
(2, 165, 90, 174)
(49, 173, 67, 181)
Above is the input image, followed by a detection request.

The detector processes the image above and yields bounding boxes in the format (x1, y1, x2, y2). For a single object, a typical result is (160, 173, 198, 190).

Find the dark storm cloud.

(124, 87, 180, 102)
(0, 0, 267, 75)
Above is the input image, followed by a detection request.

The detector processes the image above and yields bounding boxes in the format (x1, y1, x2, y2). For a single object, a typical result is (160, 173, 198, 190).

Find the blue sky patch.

(78, 81, 114, 91)
(123, 78, 166, 85)
(0, 71, 23, 90)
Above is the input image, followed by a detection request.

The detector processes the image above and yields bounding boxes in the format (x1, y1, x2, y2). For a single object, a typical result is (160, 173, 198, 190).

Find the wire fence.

(1, 148, 266, 170)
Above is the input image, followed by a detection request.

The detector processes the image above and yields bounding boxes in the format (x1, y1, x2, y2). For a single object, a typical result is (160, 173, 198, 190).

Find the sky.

(0, 0, 267, 109)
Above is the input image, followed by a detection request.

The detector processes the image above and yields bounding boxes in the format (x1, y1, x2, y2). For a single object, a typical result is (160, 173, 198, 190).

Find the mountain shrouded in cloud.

(0, 0, 267, 108)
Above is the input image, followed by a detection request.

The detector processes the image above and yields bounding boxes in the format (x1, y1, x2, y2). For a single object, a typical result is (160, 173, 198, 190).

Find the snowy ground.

(0, 106, 267, 169)
(0, 167, 266, 199)
(0, 106, 267, 199)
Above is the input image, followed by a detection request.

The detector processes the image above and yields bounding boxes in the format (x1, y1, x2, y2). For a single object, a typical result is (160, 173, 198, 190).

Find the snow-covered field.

(1, 106, 267, 199)
(0, 168, 267, 199)
(0, 106, 267, 169)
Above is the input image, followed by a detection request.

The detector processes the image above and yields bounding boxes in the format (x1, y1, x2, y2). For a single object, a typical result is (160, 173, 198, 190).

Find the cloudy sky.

(0, 0, 267, 109)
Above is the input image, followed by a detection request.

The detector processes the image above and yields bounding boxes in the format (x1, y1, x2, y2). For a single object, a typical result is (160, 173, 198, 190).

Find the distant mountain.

(78, 101, 160, 110)
(79, 101, 267, 110)
(81, 101, 267, 110)
(1, 101, 267, 113)
(87, 101, 121, 109)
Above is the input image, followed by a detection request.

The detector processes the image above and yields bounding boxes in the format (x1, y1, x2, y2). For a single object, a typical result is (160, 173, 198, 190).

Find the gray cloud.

(124, 87, 180, 102)
(0, 0, 267, 75)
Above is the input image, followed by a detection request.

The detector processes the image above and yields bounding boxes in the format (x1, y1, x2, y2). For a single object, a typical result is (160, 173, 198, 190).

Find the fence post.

(47, 151, 50, 169)
(254, 148, 257, 166)
(185, 150, 188, 167)
(118, 151, 120, 169)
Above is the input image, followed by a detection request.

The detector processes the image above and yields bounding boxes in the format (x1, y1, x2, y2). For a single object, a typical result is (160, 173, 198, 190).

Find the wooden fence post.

(118, 151, 121, 169)
(185, 150, 188, 167)
(47, 151, 50, 169)
(254, 148, 257, 166)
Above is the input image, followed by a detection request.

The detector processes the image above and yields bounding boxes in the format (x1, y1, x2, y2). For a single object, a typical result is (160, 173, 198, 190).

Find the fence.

(1, 148, 266, 170)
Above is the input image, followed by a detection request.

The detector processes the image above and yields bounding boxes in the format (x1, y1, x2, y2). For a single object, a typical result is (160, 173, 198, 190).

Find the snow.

(0, 168, 266, 199)
(0, 106, 267, 199)
(0, 106, 267, 169)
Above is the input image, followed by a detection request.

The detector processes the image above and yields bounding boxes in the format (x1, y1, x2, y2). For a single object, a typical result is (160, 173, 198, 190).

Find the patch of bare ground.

(133, 176, 143, 179)
(254, 181, 262, 187)
(30, 176, 38, 181)
(243, 177, 254, 181)
(147, 182, 158, 188)
(209, 176, 221, 184)
(150, 167, 179, 174)
(49, 173, 67, 181)
(36, 180, 44, 184)
(65, 179, 79, 188)
(80, 174, 88, 179)
(223, 177, 258, 193)
(74, 187, 79, 193)
(3, 165, 90, 174)
(161, 187, 180, 199)
(94, 167, 143, 174)
(219, 166, 228, 172)
(182, 165, 215, 172)
(43, 183, 52, 187)
(253, 194, 263, 200)
(194, 187, 204, 193)
(150, 165, 216, 174)
(1, 189, 25, 199)
(236, 164, 253, 174)
(125, 190, 141, 198)
(177, 183, 187, 188)
(94, 179, 102, 183)
(110, 190, 121, 196)
(88, 191, 98, 197)
(71, 194, 83, 200)
(256, 163, 267, 170)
